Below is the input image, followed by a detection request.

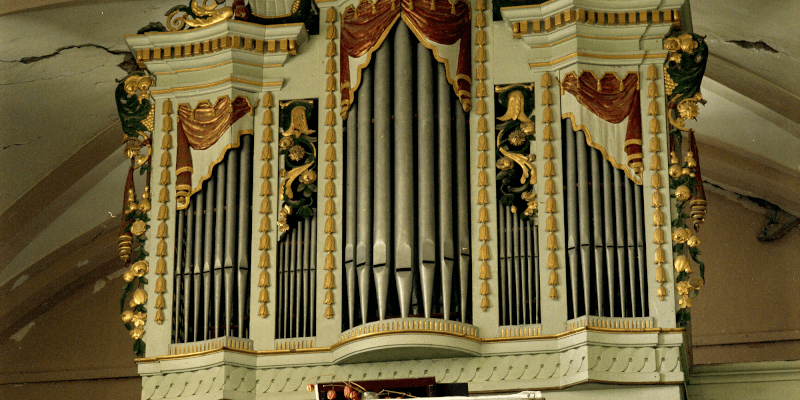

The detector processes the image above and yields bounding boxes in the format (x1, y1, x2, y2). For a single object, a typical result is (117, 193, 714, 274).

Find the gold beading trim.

(257, 93, 274, 318)
(541, 73, 559, 300)
(322, 7, 339, 319)
(475, 0, 491, 311)
(512, 8, 681, 39)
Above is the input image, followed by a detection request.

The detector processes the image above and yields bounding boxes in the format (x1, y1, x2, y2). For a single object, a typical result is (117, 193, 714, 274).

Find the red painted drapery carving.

(176, 96, 252, 207)
(561, 71, 643, 171)
(339, 0, 472, 118)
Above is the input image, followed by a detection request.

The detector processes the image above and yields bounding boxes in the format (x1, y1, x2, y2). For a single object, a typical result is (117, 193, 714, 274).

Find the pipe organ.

(117, 1, 709, 398)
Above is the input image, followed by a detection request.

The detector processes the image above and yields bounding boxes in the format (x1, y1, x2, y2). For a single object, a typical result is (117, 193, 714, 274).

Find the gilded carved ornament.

(277, 100, 318, 236)
(494, 85, 537, 221)
(166, 0, 234, 31)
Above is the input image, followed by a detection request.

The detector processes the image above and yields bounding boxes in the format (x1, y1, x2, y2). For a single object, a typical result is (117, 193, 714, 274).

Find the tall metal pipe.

(301, 217, 311, 336)
(310, 215, 317, 334)
(576, 128, 591, 315)
(504, 206, 514, 324)
(520, 216, 530, 324)
(213, 161, 226, 338)
(497, 205, 507, 325)
(344, 100, 358, 328)
(192, 191, 204, 342)
(203, 175, 215, 340)
(436, 64, 455, 320)
(356, 66, 374, 323)
(280, 231, 289, 338)
(565, 122, 579, 317)
(289, 221, 299, 337)
(602, 155, 616, 317)
(224, 148, 239, 336)
(183, 202, 194, 341)
(373, 39, 392, 320)
(454, 98, 471, 322)
(416, 39, 436, 319)
(174, 209, 185, 342)
(624, 175, 637, 316)
(237, 134, 253, 338)
(635, 183, 646, 316)
(590, 147, 604, 316)
(613, 168, 627, 317)
(512, 213, 522, 324)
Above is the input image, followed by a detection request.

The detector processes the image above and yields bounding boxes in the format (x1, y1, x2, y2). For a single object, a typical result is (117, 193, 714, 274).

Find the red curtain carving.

(562, 71, 643, 171)
(176, 96, 252, 204)
(340, 0, 471, 117)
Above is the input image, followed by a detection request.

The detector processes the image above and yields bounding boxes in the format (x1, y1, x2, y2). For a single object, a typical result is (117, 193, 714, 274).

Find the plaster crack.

(704, 181, 800, 242)
(2, 136, 41, 151)
(4, 43, 129, 65)
(727, 40, 779, 53)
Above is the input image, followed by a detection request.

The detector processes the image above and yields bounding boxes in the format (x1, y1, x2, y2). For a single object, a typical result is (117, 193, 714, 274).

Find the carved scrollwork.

(278, 100, 318, 236)
(494, 84, 537, 220)
(166, 0, 234, 31)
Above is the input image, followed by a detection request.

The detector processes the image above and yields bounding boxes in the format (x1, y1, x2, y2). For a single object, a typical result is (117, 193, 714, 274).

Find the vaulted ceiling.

(1, 0, 798, 340)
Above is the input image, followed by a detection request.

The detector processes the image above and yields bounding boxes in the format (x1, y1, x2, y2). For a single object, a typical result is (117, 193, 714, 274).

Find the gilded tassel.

(263, 111, 273, 126)
(649, 100, 659, 116)
(541, 72, 552, 87)
(326, 41, 337, 57)
(477, 0, 486, 11)
(325, 181, 335, 197)
(546, 197, 556, 213)
(324, 290, 334, 304)
(476, 98, 486, 115)
(326, 6, 337, 22)
(162, 116, 173, 133)
(430, 0, 435, 11)
(478, 116, 488, 133)
(260, 197, 271, 214)
(648, 81, 659, 98)
(654, 266, 666, 285)
(478, 188, 488, 204)
(259, 287, 269, 302)
(261, 180, 272, 197)
(325, 216, 335, 233)
(262, 143, 272, 160)
(259, 269, 270, 286)
(157, 239, 167, 256)
(326, 58, 337, 74)
(326, 24, 337, 40)
(477, 64, 486, 80)
(543, 141, 554, 159)
(653, 228, 664, 244)
(652, 191, 663, 207)
(259, 252, 269, 268)
(155, 294, 165, 308)
(161, 132, 172, 149)
(261, 161, 271, 178)
(159, 186, 169, 202)
(259, 216, 268, 232)
(650, 118, 661, 134)
(481, 296, 489, 310)
(548, 270, 558, 285)
(477, 81, 487, 98)
(544, 160, 555, 177)
(326, 75, 337, 92)
(657, 285, 667, 301)
(258, 303, 268, 317)
(648, 64, 658, 80)
(326, 110, 335, 126)
(262, 126, 273, 142)
(478, 206, 489, 222)
(157, 222, 167, 238)
(326, 145, 336, 161)
(478, 151, 488, 168)
(324, 271, 335, 288)
(654, 246, 665, 264)
(476, 30, 486, 46)
(155, 276, 166, 293)
(478, 170, 488, 186)
(547, 233, 557, 250)
(325, 162, 335, 179)
(476, 46, 486, 63)
(326, 93, 336, 109)
(650, 136, 661, 153)
(325, 234, 335, 251)
(543, 124, 554, 140)
(263, 92, 273, 108)
(479, 224, 490, 241)
(547, 252, 558, 269)
(325, 198, 335, 215)
(545, 214, 556, 232)
(479, 243, 490, 260)
(651, 154, 661, 170)
(653, 209, 664, 226)
(158, 204, 168, 220)
(156, 257, 166, 274)
(480, 280, 489, 295)
(160, 169, 170, 185)
(478, 134, 488, 151)
(259, 233, 269, 250)
(545, 178, 555, 194)
(325, 252, 335, 270)
(160, 151, 171, 167)
(156, 309, 164, 324)
(549, 286, 558, 300)
(541, 89, 552, 105)
(542, 106, 553, 123)
(325, 305, 334, 318)
(476, 11, 486, 27)
(162, 99, 173, 115)
(479, 261, 490, 279)
(651, 172, 662, 188)
(326, 127, 336, 144)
